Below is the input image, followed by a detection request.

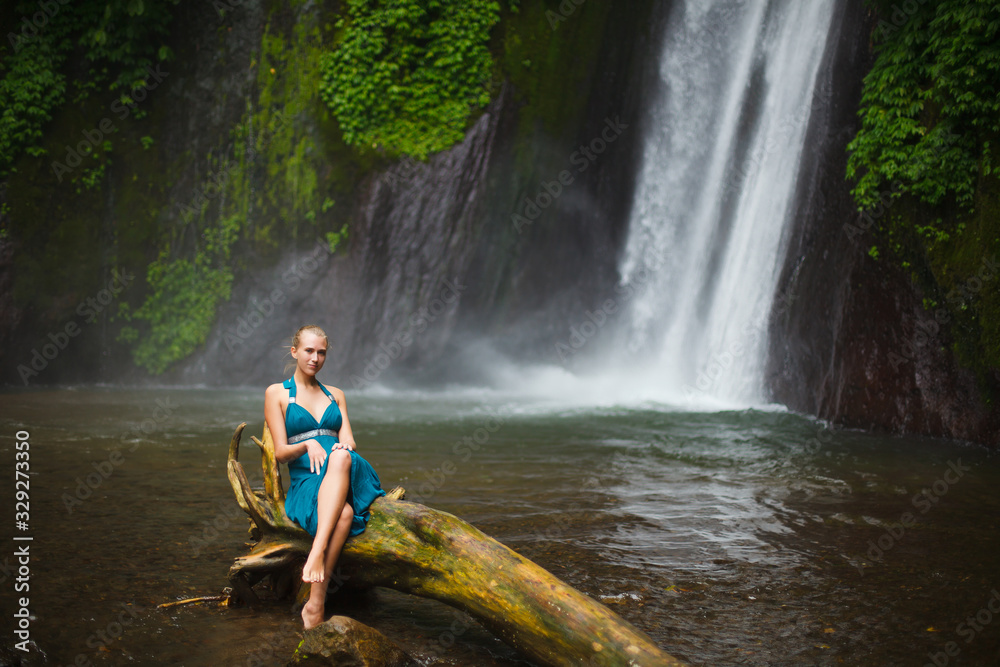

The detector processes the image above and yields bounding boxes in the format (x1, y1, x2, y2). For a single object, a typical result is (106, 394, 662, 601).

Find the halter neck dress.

(282, 376, 385, 537)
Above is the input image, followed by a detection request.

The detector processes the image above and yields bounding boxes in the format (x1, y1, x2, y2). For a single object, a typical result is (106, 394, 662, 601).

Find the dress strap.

(283, 376, 333, 404)
(317, 381, 335, 403)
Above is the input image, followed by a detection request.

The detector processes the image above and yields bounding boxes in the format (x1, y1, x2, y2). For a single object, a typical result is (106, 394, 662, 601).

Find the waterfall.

(614, 0, 836, 406)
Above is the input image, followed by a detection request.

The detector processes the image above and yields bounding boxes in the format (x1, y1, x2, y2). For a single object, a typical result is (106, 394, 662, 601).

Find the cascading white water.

(616, 0, 836, 406)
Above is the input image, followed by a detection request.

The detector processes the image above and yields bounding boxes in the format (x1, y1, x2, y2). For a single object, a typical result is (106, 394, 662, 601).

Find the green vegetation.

(119, 14, 363, 374)
(848, 0, 1000, 386)
(326, 223, 349, 253)
(496, 1, 622, 173)
(2, 0, 640, 379)
(117, 0, 611, 374)
(319, 0, 502, 158)
(0, 0, 177, 176)
(0, 36, 66, 170)
(121, 256, 234, 374)
(847, 0, 999, 211)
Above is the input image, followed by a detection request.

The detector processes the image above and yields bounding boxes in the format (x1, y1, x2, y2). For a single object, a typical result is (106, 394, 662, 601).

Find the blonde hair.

(291, 324, 328, 349)
(284, 325, 329, 374)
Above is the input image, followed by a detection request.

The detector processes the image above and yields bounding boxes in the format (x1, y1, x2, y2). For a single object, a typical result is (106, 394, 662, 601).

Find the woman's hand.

(334, 438, 356, 452)
(304, 439, 326, 474)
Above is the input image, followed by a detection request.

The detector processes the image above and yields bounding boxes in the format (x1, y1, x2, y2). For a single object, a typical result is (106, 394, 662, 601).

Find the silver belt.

(288, 429, 337, 444)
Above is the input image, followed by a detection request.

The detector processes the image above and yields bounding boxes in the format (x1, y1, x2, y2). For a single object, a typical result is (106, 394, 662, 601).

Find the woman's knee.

(339, 503, 354, 525)
(327, 448, 351, 472)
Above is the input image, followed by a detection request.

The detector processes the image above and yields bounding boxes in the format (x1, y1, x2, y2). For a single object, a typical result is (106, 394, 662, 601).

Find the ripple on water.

(1, 388, 999, 665)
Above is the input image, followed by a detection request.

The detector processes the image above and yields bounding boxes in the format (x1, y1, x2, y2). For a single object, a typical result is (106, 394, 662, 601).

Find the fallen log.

(226, 422, 685, 666)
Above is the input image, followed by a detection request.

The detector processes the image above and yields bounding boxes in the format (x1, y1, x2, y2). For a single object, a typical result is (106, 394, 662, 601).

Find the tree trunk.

(226, 423, 685, 667)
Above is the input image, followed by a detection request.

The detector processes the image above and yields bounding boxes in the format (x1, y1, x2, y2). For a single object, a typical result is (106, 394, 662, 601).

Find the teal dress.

(282, 376, 385, 537)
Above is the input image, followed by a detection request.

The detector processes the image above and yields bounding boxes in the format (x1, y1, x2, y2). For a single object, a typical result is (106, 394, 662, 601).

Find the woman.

(264, 324, 385, 629)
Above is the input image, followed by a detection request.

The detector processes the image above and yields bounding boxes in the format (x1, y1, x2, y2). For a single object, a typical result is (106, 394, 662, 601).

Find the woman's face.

(292, 332, 327, 376)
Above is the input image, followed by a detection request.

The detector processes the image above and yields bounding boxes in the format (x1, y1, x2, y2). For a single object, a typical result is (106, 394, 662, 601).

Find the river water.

(1, 386, 999, 666)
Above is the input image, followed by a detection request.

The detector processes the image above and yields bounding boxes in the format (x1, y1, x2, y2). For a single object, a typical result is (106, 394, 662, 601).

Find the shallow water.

(1, 386, 998, 666)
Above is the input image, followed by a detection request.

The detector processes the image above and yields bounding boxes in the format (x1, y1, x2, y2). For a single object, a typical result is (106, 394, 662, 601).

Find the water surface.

(1, 387, 998, 666)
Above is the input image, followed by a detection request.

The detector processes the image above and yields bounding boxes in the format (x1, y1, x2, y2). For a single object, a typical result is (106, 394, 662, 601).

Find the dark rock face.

(173, 0, 668, 387)
(0, 0, 666, 389)
(767, 0, 999, 445)
(290, 616, 417, 667)
(815, 256, 998, 444)
(182, 100, 505, 387)
(0, 228, 20, 359)
(450, 4, 668, 368)
(4, 0, 995, 445)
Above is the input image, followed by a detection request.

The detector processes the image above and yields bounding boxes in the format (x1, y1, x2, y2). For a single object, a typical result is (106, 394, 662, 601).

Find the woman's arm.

(265, 383, 326, 472)
(332, 387, 356, 451)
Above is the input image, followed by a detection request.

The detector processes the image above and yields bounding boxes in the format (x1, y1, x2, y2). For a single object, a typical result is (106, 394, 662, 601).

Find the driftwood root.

(226, 422, 685, 666)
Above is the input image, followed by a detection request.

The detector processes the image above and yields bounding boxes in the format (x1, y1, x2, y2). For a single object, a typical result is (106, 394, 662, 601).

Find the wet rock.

(289, 615, 418, 667)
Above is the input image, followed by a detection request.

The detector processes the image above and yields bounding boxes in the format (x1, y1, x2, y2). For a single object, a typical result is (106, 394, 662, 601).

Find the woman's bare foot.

(302, 547, 326, 583)
(301, 600, 324, 630)
(302, 547, 326, 584)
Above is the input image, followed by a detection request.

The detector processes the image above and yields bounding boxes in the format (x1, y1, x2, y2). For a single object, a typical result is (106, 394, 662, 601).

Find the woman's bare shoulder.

(326, 385, 347, 403)
(265, 382, 287, 401)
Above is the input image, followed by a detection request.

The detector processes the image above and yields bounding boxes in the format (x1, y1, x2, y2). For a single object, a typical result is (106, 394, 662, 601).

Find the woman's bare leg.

(323, 502, 354, 582)
(302, 449, 352, 583)
(301, 503, 354, 629)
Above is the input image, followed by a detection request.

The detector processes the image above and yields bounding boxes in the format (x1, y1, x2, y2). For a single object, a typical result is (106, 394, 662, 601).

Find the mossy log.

(226, 422, 685, 666)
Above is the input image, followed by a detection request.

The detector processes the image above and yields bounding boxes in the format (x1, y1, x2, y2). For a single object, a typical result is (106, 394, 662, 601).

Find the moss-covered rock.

(291, 616, 417, 667)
